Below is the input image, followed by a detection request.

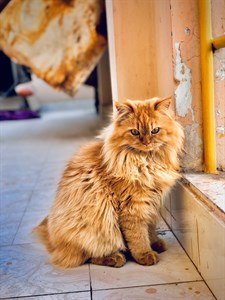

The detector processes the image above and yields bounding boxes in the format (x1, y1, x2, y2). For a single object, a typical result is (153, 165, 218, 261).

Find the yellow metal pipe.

(212, 35, 225, 50)
(199, 0, 217, 174)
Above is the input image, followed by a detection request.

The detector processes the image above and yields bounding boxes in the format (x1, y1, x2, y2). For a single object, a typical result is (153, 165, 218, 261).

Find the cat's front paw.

(151, 239, 167, 253)
(134, 250, 159, 266)
(91, 252, 126, 268)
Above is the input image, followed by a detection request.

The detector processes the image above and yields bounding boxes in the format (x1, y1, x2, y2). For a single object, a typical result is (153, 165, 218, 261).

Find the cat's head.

(112, 97, 183, 153)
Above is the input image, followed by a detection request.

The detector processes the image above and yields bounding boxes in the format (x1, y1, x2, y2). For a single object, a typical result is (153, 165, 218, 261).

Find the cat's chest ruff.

(119, 154, 152, 181)
(146, 162, 169, 177)
(114, 189, 161, 221)
(127, 159, 169, 187)
(111, 177, 161, 214)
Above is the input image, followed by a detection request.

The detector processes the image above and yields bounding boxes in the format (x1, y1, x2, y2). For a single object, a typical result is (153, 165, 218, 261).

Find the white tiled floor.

(0, 100, 216, 299)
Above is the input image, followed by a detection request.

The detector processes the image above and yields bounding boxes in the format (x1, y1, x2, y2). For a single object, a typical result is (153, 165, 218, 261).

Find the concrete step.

(162, 175, 225, 300)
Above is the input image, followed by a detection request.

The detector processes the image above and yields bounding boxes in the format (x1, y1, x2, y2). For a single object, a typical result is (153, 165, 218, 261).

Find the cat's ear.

(114, 101, 134, 120)
(154, 97, 171, 113)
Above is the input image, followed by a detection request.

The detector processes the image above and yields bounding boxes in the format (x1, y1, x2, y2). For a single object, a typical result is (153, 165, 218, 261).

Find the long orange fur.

(34, 97, 184, 268)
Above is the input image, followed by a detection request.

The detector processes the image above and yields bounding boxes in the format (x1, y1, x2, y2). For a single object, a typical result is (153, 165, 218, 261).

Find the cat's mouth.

(125, 144, 153, 153)
(125, 142, 164, 153)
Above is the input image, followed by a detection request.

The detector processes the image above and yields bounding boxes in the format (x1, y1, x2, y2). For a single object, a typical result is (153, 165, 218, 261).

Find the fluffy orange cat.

(34, 97, 184, 268)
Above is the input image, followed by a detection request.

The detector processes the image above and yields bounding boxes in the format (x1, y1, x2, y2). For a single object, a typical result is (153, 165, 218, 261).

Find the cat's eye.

(130, 129, 140, 136)
(151, 127, 160, 134)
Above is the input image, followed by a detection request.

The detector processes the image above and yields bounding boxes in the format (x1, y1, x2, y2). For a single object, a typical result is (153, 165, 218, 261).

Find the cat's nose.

(141, 137, 151, 146)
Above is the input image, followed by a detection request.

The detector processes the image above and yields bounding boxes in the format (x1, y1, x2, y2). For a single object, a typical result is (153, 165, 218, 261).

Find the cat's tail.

(33, 217, 54, 253)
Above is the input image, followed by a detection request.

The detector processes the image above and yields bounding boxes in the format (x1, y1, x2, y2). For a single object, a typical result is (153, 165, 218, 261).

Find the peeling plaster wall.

(171, 0, 203, 171)
(216, 59, 225, 81)
(174, 42, 193, 119)
(212, 0, 225, 170)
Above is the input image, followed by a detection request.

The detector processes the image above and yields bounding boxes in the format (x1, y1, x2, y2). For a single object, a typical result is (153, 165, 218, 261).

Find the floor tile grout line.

(88, 263, 93, 300)
(2, 188, 33, 247)
(0, 280, 213, 300)
(90, 279, 207, 292)
(11, 142, 52, 245)
(0, 289, 91, 300)
(1, 237, 50, 247)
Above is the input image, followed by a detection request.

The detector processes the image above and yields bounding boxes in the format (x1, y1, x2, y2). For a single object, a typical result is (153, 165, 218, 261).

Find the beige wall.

(106, 0, 225, 171)
(106, 0, 174, 101)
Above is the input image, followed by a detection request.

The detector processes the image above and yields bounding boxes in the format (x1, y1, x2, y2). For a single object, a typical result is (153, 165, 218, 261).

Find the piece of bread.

(0, 0, 107, 95)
